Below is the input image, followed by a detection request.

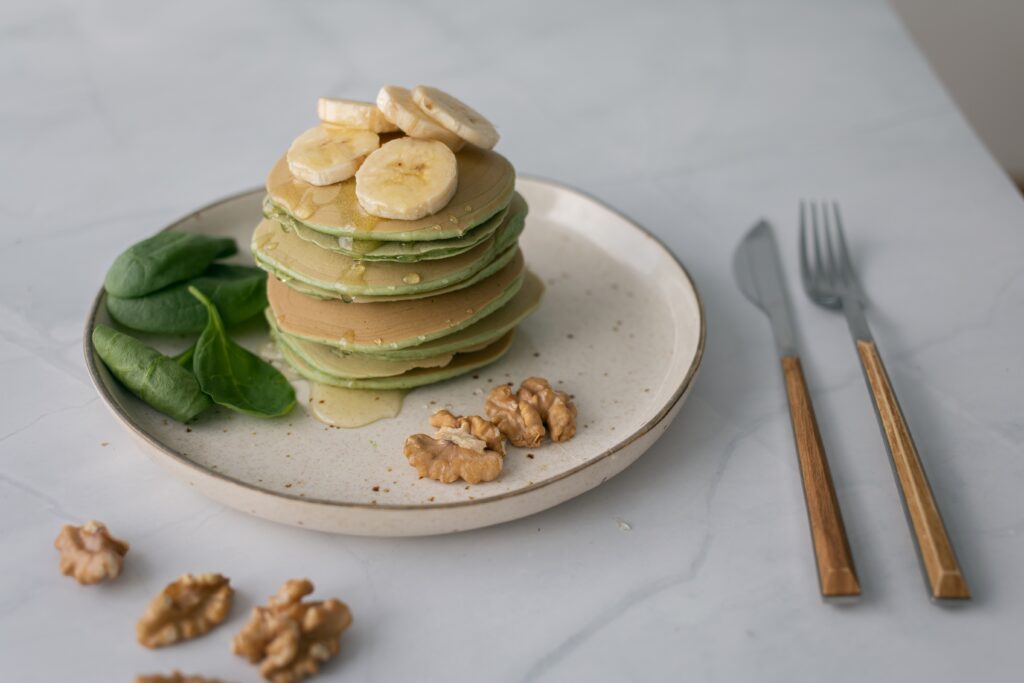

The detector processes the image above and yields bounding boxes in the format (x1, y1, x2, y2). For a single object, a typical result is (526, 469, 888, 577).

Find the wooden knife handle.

(855, 340, 970, 600)
(781, 356, 860, 597)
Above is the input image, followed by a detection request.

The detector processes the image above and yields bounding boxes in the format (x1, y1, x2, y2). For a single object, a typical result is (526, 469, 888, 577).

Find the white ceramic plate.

(85, 178, 705, 536)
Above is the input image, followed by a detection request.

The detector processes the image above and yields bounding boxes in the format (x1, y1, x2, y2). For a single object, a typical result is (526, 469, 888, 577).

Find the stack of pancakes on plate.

(253, 89, 542, 391)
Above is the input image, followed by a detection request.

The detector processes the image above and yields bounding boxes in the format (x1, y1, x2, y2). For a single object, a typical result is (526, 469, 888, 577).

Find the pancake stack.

(254, 86, 542, 392)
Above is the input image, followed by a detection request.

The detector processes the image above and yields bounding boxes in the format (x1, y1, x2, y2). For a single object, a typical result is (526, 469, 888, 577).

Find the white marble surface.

(2, 0, 1022, 680)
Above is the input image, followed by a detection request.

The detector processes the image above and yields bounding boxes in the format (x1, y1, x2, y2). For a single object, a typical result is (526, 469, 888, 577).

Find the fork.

(799, 201, 970, 601)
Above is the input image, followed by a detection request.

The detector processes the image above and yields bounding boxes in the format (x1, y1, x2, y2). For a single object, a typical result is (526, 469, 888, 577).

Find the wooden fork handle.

(781, 356, 860, 598)
(855, 340, 970, 600)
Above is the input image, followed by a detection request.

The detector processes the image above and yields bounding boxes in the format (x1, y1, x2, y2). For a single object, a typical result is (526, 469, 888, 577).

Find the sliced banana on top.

(376, 85, 464, 152)
(412, 86, 499, 150)
(355, 138, 458, 221)
(286, 124, 380, 186)
(317, 97, 399, 133)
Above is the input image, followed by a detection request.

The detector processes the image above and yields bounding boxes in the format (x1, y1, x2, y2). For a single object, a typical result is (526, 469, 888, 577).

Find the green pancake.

(266, 251, 526, 352)
(265, 146, 515, 241)
(251, 199, 526, 300)
(271, 192, 526, 262)
(264, 308, 458, 379)
(262, 236, 522, 304)
(277, 270, 544, 361)
(275, 329, 515, 390)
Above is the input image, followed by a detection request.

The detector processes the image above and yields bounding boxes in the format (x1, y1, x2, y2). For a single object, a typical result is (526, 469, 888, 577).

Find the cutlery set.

(733, 204, 969, 601)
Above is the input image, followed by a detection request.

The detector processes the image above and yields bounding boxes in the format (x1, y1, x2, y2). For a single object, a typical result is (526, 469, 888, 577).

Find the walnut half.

(233, 579, 352, 683)
(137, 573, 233, 648)
(485, 377, 577, 447)
(54, 520, 129, 585)
(404, 410, 505, 484)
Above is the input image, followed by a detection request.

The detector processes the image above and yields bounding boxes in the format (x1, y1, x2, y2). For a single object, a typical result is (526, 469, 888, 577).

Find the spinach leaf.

(106, 264, 267, 334)
(189, 287, 295, 418)
(173, 343, 196, 369)
(92, 324, 210, 422)
(104, 231, 237, 298)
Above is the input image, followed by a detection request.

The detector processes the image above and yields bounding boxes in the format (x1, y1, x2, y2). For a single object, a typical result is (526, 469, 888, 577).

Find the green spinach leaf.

(189, 287, 295, 418)
(173, 342, 196, 369)
(92, 324, 210, 422)
(104, 231, 237, 298)
(106, 264, 267, 334)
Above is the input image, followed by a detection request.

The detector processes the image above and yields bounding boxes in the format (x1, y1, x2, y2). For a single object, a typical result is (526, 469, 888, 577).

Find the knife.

(734, 220, 860, 598)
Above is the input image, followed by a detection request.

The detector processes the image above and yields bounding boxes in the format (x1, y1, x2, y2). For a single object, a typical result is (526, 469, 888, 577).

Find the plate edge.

(82, 178, 708, 513)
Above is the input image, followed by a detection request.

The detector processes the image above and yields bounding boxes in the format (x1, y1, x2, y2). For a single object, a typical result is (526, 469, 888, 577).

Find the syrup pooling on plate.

(309, 384, 405, 428)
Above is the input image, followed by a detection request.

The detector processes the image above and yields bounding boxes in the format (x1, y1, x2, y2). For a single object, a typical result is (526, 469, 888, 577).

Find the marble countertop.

(2, 0, 1022, 680)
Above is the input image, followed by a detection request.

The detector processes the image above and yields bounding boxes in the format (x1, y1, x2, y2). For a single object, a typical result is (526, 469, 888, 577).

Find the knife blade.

(733, 220, 798, 356)
(733, 219, 860, 599)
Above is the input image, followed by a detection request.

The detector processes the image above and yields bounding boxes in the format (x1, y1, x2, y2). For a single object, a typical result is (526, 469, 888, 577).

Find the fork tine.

(821, 199, 839, 286)
(810, 202, 824, 286)
(799, 201, 812, 290)
(798, 199, 851, 309)
(832, 202, 857, 284)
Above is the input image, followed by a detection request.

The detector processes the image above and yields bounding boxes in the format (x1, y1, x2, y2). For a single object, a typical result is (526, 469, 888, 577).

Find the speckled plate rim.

(83, 177, 706, 520)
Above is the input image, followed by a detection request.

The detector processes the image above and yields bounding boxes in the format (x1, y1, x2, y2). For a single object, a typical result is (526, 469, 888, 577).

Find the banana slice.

(355, 138, 458, 220)
(317, 97, 399, 133)
(376, 85, 464, 151)
(286, 124, 380, 186)
(412, 86, 499, 150)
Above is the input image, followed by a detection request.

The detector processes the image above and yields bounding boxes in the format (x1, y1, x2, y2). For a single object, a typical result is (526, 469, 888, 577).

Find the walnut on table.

(54, 520, 129, 585)
(137, 573, 233, 648)
(485, 377, 577, 447)
(233, 579, 352, 683)
(404, 409, 506, 484)
(135, 673, 230, 683)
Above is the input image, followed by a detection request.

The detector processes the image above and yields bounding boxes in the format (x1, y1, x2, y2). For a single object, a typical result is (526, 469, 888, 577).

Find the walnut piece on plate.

(233, 579, 352, 683)
(486, 377, 577, 446)
(54, 520, 129, 585)
(135, 673, 230, 683)
(137, 573, 233, 648)
(405, 409, 505, 484)
(430, 409, 506, 456)
(484, 385, 544, 447)
(519, 377, 577, 442)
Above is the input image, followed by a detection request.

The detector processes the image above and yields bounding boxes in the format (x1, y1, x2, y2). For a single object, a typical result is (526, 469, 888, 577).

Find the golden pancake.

(264, 309, 455, 379)
(276, 268, 540, 360)
(265, 146, 515, 240)
(276, 331, 516, 390)
(267, 249, 525, 351)
(282, 194, 519, 261)
(251, 194, 523, 298)
(268, 243, 521, 304)
(310, 270, 545, 360)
